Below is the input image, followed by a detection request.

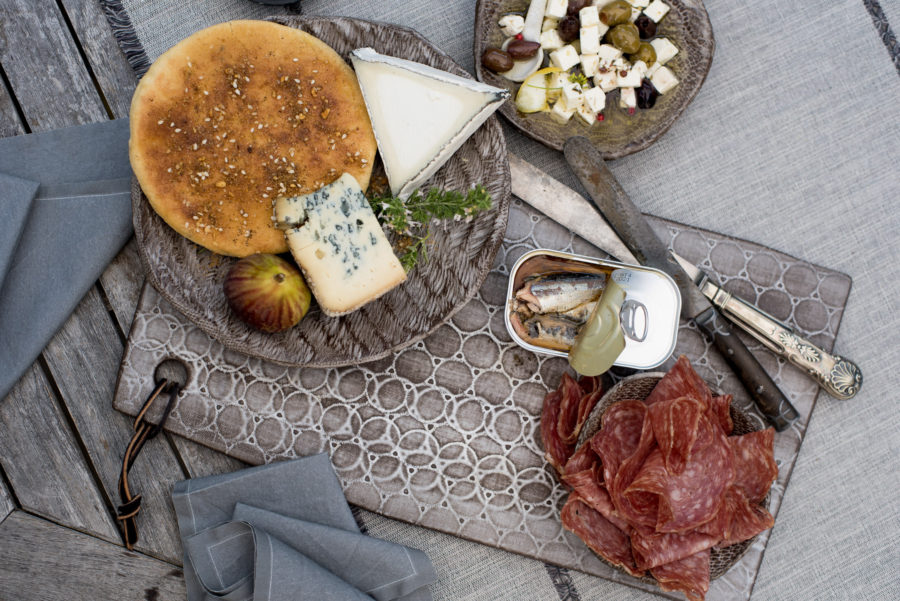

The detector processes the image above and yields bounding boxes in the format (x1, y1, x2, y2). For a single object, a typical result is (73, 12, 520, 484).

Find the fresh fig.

(223, 253, 311, 333)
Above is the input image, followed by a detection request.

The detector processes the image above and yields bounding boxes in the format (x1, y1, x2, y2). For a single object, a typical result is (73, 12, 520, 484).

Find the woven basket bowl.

(576, 372, 767, 582)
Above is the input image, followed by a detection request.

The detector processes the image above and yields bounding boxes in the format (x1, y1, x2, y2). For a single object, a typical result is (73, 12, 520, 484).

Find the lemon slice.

(515, 67, 563, 113)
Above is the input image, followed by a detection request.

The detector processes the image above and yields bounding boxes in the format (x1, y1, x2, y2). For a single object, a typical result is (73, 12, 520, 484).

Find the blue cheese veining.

(274, 173, 406, 316)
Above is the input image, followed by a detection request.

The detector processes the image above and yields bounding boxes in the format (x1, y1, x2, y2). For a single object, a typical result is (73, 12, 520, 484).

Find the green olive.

(607, 23, 641, 54)
(599, 1, 632, 27)
(629, 42, 657, 67)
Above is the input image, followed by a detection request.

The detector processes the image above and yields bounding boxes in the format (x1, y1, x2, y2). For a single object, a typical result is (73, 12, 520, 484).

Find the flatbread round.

(130, 20, 377, 256)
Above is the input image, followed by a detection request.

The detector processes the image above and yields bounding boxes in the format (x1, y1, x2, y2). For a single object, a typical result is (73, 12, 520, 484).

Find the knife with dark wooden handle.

(563, 136, 799, 431)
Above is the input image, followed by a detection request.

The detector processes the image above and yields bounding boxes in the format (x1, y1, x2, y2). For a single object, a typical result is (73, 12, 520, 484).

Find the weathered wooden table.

(0, 2, 244, 597)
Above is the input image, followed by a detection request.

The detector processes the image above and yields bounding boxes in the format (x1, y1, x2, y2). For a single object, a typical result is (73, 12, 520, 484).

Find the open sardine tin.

(505, 249, 681, 371)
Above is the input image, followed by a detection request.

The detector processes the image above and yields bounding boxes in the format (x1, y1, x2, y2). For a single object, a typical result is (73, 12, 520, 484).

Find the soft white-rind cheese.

(350, 48, 508, 198)
(274, 173, 406, 316)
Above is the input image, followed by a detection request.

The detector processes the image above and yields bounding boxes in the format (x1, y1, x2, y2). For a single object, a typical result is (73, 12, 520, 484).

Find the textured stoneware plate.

(577, 373, 767, 584)
(473, 0, 714, 157)
(132, 16, 511, 368)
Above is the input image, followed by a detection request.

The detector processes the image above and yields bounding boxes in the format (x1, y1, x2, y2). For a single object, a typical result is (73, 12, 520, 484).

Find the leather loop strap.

(116, 378, 179, 549)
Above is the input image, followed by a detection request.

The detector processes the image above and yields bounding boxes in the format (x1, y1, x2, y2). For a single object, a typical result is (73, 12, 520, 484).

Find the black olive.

(558, 15, 580, 43)
(636, 78, 659, 109)
(482, 47, 514, 72)
(507, 39, 541, 59)
(635, 15, 658, 39)
(567, 0, 589, 15)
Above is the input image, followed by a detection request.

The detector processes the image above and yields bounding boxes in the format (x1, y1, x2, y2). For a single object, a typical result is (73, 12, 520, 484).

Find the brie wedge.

(350, 48, 508, 198)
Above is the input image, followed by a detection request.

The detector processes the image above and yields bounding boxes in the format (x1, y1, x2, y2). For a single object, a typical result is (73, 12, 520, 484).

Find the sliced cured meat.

(541, 389, 573, 474)
(718, 486, 775, 547)
(651, 549, 711, 601)
(648, 396, 704, 475)
(563, 470, 629, 532)
(557, 373, 586, 445)
(645, 355, 712, 408)
(576, 388, 603, 442)
(727, 428, 777, 503)
(561, 494, 643, 578)
(631, 525, 718, 571)
(708, 394, 733, 435)
(578, 374, 603, 396)
(590, 400, 648, 486)
(563, 439, 597, 476)
(609, 412, 658, 528)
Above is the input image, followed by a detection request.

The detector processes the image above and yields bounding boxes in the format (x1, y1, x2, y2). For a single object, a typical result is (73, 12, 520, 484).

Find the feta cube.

(632, 60, 649, 79)
(617, 66, 642, 88)
(562, 81, 584, 108)
(550, 45, 581, 71)
(542, 17, 559, 32)
(545, 0, 568, 19)
(594, 68, 618, 92)
(628, 0, 650, 7)
(546, 71, 567, 102)
(629, 7, 641, 22)
(540, 29, 565, 51)
(597, 44, 623, 63)
(583, 86, 606, 113)
(580, 26, 601, 55)
(576, 103, 598, 125)
(619, 87, 637, 109)
(498, 14, 525, 37)
(644, 0, 670, 22)
(646, 61, 661, 77)
(650, 65, 679, 93)
(579, 6, 600, 27)
(581, 53, 600, 77)
(550, 99, 577, 123)
(650, 37, 679, 64)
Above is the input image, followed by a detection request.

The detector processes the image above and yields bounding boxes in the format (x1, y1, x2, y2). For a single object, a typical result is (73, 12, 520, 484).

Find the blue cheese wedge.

(349, 48, 508, 199)
(274, 173, 406, 316)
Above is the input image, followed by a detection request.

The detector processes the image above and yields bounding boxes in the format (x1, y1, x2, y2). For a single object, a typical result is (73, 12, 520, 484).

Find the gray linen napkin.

(172, 453, 437, 601)
(0, 119, 132, 400)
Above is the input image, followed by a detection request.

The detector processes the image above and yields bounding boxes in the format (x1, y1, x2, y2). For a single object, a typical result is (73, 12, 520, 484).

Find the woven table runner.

(114, 197, 851, 600)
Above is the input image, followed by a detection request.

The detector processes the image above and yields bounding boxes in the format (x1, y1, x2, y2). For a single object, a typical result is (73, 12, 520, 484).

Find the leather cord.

(116, 378, 179, 549)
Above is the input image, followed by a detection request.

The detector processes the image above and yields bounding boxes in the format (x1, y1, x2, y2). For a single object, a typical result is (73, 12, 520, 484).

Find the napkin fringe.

(98, 0, 152, 77)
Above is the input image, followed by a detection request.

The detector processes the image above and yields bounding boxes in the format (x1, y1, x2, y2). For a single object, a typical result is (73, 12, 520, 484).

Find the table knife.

(563, 136, 799, 431)
(670, 251, 862, 400)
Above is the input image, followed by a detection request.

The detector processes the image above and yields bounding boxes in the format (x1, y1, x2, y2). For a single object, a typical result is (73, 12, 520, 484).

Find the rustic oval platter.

(133, 16, 511, 368)
(473, 0, 714, 157)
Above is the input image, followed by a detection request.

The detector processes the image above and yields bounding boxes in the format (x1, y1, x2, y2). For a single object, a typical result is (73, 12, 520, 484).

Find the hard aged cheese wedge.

(274, 173, 406, 316)
(349, 48, 509, 198)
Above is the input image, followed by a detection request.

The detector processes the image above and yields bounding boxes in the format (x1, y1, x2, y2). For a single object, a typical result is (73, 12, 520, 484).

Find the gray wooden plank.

(0, 72, 25, 137)
(170, 435, 246, 479)
(0, 511, 186, 601)
(0, 473, 13, 523)
(0, 364, 119, 542)
(101, 237, 146, 334)
(42, 286, 186, 563)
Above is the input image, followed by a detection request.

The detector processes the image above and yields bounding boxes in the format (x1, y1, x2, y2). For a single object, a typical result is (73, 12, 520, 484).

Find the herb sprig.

(369, 185, 492, 271)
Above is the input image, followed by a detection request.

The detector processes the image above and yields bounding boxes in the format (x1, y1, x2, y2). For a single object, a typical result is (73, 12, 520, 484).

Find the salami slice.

(727, 428, 777, 503)
(563, 439, 597, 477)
(578, 374, 603, 396)
(645, 355, 712, 408)
(630, 525, 718, 570)
(541, 389, 573, 474)
(708, 394, 734, 435)
(718, 486, 775, 547)
(561, 494, 643, 578)
(590, 400, 648, 486)
(564, 469, 629, 532)
(609, 411, 658, 528)
(648, 396, 705, 475)
(557, 373, 586, 445)
(650, 549, 711, 601)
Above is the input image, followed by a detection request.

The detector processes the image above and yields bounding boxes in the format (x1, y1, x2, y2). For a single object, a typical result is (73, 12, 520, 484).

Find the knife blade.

(670, 251, 862, 400)
(563, 136, 799, 431)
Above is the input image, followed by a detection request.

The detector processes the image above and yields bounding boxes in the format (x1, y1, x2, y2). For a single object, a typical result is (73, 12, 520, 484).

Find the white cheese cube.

(540, 29, 565, 51)
(650, 37, 679, 65)
(579, 6, 600, 27)
(650, 65, 679, 93)
(549, 45, 581, 71)
(617, 66, 642, 88)
(562, 81, 584, 108)
(498, 15, 525, 37)
(581, 53, 601, 77)
(583, 86, 606, 113)
(646, 61, 661, 77)
(632, 60, 649, 79)
(546, 71, 567, 101)
(580, 26, 601, 55)
(619, 87, 637, 109)
(549, 99, 577, 124)
(576, 103, 597, 125)
(542, 17, 560, 32)
(277, 174, 406, 316)
(594, 68, 618, 92)
(628, 0, 650, 8)
(629, 7, 641, 22)
(598, 44, 623, 63)
(545, 0, 568, 19)
(644, 0, 670, 22)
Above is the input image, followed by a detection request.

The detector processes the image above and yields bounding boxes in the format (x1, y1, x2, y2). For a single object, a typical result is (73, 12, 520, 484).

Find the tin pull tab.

(620, 299, 648, 342)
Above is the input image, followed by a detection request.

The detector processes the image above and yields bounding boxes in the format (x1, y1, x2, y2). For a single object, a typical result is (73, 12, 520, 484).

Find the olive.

(634, 14, 657, 39)
(599, 0, 632, 26)
(507, 39, 541, 60)
(567, 0, 589, 15)
(482, 47, 514, 72)
(636, 78, 659, 109)
(629, 43, 657, 67)
(557, 15, 580, 43)
(607, 22, 641, 54)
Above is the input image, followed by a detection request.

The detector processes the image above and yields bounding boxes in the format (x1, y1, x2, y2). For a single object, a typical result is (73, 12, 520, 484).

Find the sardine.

(515, 272, 606, 314)
(558, 300, 597, 323)
(510, 312, 580, 352)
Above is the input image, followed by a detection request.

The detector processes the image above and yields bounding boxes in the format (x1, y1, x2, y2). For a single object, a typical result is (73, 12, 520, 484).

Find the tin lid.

(567, 277, 627, 376)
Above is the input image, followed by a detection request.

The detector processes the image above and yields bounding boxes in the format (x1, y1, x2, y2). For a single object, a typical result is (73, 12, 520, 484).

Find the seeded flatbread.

(129, 20, 377, 257)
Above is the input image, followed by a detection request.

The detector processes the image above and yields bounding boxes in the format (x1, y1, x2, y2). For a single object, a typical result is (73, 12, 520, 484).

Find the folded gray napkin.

(172, 453, 437, 601)
(0, 119, 133, 400)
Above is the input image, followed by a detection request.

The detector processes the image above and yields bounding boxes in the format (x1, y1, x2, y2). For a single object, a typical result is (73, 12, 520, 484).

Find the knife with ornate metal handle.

(563, 136, 799, 431)
(670, 251, 862, 400)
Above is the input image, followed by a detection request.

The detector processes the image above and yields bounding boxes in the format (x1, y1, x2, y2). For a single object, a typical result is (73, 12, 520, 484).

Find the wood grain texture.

(0, 363, 119, 541)
(170, 435, 246, 479)
(0, 473, 13, 524)
(42, 285, 186, 563)
(101, 238, 146, 334)
(0, 511, 186, 601)
(0, 75, 25, 137)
